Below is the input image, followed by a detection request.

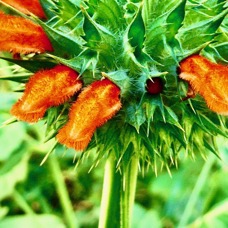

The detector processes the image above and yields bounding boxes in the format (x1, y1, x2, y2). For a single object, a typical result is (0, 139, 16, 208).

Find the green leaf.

(128, 5, 145, 57)
(203, 137, 220, 158)
(140, 127, 157, 158)
(47, 50, 98, 75)
(164, 106, 184, 130)
(0, 120, 26, 161)
(169, 124, 187, 147)
(0, 74, 30, 83)
(81, 7, 114, 47)
(82, 13, 101, 48)
(166, 0, 187, 43)
(36, 19, 83, 56)
(94, 120, 123, 155)
(94, 0, 126, 32)
(44, 105, 69, 142)
(42, 0, 85, 46)
(177, 6, 228, 53)
(143, 0, 187, 62)
(39, 0, 59, 19)
(144, 94, 165, 122)
(201, 17, 228, 63)
(125, 101, 146, 132)
(143, 16, 167, 58)
(0, 152, 29, 200)
(0, 57, 56, 73)
(196, 113, 228, 137)
(201, 43, 228, 64)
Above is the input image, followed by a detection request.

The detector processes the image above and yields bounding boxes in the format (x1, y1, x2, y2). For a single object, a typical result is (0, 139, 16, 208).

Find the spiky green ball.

(2, 0, 228, 172)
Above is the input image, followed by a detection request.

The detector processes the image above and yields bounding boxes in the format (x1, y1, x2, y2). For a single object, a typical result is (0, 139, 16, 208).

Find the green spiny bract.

(2, 0, 228, 173)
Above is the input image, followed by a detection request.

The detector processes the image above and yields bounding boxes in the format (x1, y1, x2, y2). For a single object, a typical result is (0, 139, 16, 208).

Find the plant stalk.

(48, 155, 77, 228)
(12, 190, 34, 215)
(99, 152, 138, 228)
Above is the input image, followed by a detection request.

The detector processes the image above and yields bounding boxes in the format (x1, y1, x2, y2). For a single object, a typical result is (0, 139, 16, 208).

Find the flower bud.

(146, 77, 163, 95)
(57, 78, 122, 151)
(11, 65, 83, 123)
(179, 55, 228, 115)
(1, 0, 46, 19)
(0, 11, 53, 54)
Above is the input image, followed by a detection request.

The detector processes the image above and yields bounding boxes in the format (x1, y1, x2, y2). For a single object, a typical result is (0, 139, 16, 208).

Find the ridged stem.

(99, 152, 138, 228)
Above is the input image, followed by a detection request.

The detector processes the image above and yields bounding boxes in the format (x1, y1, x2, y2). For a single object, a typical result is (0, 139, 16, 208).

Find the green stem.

(99, 152, 138, 228)
(48, 156, 77, 228)
(12, 190, 34, 215)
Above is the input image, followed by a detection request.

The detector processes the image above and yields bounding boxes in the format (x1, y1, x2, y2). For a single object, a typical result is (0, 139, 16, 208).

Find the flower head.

(1, 0, 227, 171)
(0, 11, 53, 54)
(179, 55, 228, 115)
(57, 78, 121, 151)
(1, 0, 46, 19)
(11, 65, 83, 123)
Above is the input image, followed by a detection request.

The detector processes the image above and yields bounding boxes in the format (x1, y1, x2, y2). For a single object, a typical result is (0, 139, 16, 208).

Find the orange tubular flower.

(179, 55, 228, 115)
(57, 78, 122, 151)
(0, 0, 46, 19)
(0, 11, 53, 54)
(11, 65, 83, 123)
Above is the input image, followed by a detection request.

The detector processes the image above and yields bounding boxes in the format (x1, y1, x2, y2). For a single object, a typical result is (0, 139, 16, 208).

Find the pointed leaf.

(0, 74, 30, 83)
(47, 50, 97, 74)
(37, 19, 83, 56)
(125, 101, 146, 132)
(94, 0, 126, 32)
(128, 5, 145, 57)
(177, 7, 228, 52)
(39, 0, 60, 19)
(197, 113, 228, 137)
(144, 94, 165, 122)
(203, 137, 220, 158)
(0, 57, 56, 72)
(164, 106, 184, 130)
(166, 0, 187, 43)
(201, 17, 228, 63)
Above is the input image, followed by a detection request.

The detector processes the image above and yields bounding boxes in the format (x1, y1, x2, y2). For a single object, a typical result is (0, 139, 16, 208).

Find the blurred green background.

(0, 58, 228, 228)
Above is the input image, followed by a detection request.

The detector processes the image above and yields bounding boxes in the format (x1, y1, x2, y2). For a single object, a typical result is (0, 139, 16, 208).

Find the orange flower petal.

(179, 55, 228, 115)
(0, 11, 53, 54)
(57, 78, 122, 151)
(11, 65, 83, 123)
(1, 0, 46, 19)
